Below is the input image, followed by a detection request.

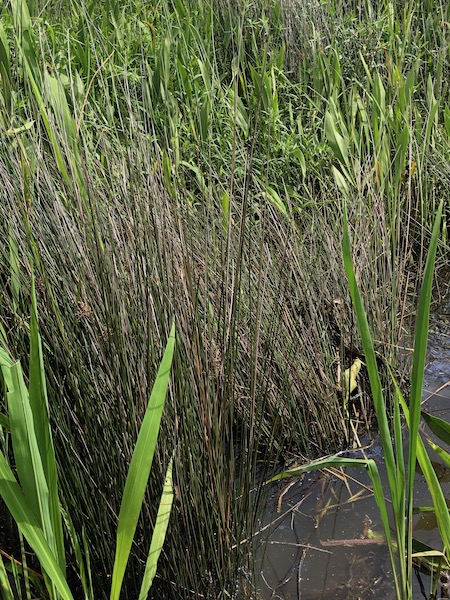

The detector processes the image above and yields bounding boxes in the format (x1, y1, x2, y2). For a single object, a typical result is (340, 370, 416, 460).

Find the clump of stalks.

(0, 0, 449, 597)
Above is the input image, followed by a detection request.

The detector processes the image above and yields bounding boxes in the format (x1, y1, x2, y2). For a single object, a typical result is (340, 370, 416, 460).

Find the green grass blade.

(0, 322, 9, 352)
(8, 232, 20, 313)
(0, 347, 15, 387)
(81, 527, 93, 600)
(393, 379, 450, 554)
(0, 554, 15, 600)
(60, 507, 94, 600)
(0, 413, 10, 430)
(0, 21, 12, 119)
(8, 561, 21, 600)
(15, 45, 70, 185)
(324, 109, 349, 170)
(426, 439, 450, 469)
(7, 362, 53, 540)
(110, 323, 175, 600)
(138, 455, 174, 600)
(269, 454, 371, 481)
(421, 410, 450, 446)
(342, 203, 398, 503)
(29, 280, 65, 571)
(366, 459, 400, 597)
(392, 387, 405, 586)
(408, 199, 443, 474)
(406, 199, 443, 582)
(0, 452, 73, 600)
(343, 202, 405, 597)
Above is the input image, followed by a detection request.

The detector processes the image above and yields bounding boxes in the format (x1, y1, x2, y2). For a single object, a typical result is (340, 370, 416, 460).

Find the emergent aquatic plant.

(0, 281, 175, 600)
(271, 199, 447, 600)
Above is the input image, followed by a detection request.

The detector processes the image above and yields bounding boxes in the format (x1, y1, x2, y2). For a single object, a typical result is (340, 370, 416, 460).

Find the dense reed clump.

(0, 0, 449, 597)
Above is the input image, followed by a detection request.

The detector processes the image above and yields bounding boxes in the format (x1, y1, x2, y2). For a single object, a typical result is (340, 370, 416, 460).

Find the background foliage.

(0, 0, 449, 597)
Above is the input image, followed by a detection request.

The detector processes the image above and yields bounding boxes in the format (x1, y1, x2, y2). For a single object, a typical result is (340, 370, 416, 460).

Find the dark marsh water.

(252, 303, 450, 600)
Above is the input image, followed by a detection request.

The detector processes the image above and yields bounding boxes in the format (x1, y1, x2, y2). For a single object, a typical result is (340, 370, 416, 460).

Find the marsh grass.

(0, 0, 449, 597)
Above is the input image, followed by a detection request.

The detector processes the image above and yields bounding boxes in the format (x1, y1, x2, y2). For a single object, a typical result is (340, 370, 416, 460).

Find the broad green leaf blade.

(29, 281, 65, 570)
(0, 413, 10, 430)
(332, 165, 349, 195)
(0, 322, 9, 352)
(421, 410, 450, 446)
(0, 452, 73, 600)
(408, 200, 443, 478)
(342, 203, 398, 503)
(269, 454, 372, 482)
(0, 22, 12, 117)
(426, 439, 450, 469)
(265, 186, 287, 217)
(0, 347, 15, 389)
(407, 199, 443, 576)
(16, 43, 70, 185)
(45, 72, 77, 147)
(392, 386, 405, 583)
(110, 323, 175, 600)
(138, 456, 174, 600)
(410, 537, 450, 572)
(221, 190, 230, 230)
(0, 351, 13, 430)
(7, 362, 53, 542)
(398, 389, 450, 554)
(343, 204, 404, 597)
(324, 110, 349, 170)
(393, 389, 405, 519)
(0, 554, 15, 600)
(366, 459, 400, 596)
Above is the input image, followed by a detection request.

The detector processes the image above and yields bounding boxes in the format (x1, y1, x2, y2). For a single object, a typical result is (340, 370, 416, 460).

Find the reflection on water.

(254, 315, 450, 600)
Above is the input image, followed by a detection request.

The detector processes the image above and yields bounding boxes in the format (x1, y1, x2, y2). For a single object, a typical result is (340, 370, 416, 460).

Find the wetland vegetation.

(0, 0, 449, 598)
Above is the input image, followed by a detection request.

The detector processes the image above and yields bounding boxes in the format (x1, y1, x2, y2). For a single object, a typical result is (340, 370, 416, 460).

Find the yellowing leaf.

(342, 358, 363, 396)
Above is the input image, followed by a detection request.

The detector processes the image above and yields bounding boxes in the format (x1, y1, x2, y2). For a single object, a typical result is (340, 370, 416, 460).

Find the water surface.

(254, 307, 450, 599)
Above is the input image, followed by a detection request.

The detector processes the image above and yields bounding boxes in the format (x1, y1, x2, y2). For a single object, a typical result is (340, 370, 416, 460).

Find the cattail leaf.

(138, 455, 174, 600)
(421, 410, 450, 446)
(110, 323, 175, 600)
(29, 280, 65, 570)
(0, 451, 73, 600)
